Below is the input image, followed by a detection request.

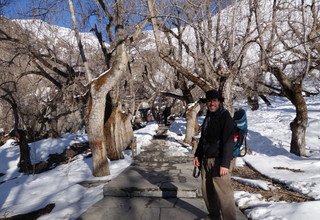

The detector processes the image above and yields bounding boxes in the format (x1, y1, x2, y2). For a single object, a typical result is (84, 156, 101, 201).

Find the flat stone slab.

(103, 163, 202, 198)
(79, 196, 208, 220)
(79, 196, 247, 220)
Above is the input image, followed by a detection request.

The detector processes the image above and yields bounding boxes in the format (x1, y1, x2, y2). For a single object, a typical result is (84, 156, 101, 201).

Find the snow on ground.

(243, 96, 320, 201)
(233, 96, 320, 219)
(0, 95, 320, 219)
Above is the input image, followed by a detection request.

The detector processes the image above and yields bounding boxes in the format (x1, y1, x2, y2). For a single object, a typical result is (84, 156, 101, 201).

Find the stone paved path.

(79, 125, 247, 220)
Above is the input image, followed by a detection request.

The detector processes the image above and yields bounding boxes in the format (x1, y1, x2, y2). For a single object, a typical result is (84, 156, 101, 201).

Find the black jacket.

(194, 107, 235, 168)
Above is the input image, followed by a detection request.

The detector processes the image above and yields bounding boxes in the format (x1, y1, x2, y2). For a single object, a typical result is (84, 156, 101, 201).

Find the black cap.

(200, 89, 224, 103)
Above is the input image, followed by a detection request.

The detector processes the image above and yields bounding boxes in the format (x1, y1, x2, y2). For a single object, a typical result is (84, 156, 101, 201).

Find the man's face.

(206, 99, 220, 112)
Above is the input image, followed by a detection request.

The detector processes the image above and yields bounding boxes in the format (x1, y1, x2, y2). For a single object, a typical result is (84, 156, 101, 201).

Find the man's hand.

(193, 157, 200, 167)
(220, 166, 229, 176)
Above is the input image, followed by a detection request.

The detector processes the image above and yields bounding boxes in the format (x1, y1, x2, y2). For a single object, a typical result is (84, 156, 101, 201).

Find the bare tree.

(0, 81, 32, 173)
(67, 0, 152, 176)
(1, 17, 88, 129)
(67, 0, 128, 176)
(147, 0, 256, 143)
(0, 16, 92, 173)
(253, 0, 319, 156)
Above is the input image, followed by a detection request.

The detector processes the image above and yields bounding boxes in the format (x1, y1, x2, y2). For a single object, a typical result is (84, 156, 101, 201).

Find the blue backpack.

(233, 109, 248, 157)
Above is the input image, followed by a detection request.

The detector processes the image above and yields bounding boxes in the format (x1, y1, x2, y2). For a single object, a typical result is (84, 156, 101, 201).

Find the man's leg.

(213, 173, 237, 220)
(201, 159, 221, 219)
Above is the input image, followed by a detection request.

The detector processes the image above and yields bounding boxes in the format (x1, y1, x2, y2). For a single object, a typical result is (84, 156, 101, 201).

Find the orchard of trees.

(0, 0, 319, 176)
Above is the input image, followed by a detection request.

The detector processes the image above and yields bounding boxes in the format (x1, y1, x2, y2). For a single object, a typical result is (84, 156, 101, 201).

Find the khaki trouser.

(201, 158, 236, 220)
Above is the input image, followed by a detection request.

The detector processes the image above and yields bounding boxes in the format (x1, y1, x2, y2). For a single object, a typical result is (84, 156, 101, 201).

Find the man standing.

(193, 89, 237, 220)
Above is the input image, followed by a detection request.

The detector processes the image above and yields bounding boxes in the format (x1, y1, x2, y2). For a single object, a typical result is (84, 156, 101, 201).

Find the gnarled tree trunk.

(289, 92, 308, 156)
(10, 129, 32, 173)
(69, 0, 129, 176)
(105, 104, 134, 160)
(267, 66, 308, 157)
(184, 103, 200, 145)
(221, 74, 235, 115)
(86, 94, 109, 176)
(86, 43, 128, 176)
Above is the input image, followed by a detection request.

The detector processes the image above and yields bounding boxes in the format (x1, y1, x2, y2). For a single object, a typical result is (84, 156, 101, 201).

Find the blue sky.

(3, 0, 79, 29)
(2, 0, 151, 39)
(2, 0, 147, 33)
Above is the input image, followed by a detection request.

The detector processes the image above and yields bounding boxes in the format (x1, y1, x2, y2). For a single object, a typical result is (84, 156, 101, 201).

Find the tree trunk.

(47, 103, 59, 138)
(86, 95, 109, 176)
(184, 103, 200, 145)
(259, 95, 271, 106)
(289, 94, 308, 156)
(86, 42, 128, 176)
(10, 129, 32, 173)
(247, 96, 259, 110)
(105, 105, 134, 160)
(222, 74, 235, 115)
(2, 93, 32, 173)
(266, 65, 308, 157)
(68, 0, 92, 82)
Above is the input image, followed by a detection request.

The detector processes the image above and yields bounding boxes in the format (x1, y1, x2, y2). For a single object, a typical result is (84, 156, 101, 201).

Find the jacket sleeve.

(220, 110, 235, 168)
(194, 135, 203, 159)
(194, 118, 205, 159)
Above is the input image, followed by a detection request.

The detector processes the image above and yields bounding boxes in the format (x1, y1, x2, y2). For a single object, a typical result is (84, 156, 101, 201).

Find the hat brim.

(199, 97, 224, 103)
(199, 98, 207, 103)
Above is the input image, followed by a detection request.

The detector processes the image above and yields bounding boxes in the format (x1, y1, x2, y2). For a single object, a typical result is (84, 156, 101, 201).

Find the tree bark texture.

(11, 129, 32, 173)
(86, 95, 109, 176)
(222, 74, 235, 115)
(289, 93, 308, 156)
(184, 103, 200, 145)
(105, 105, 134, 160)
